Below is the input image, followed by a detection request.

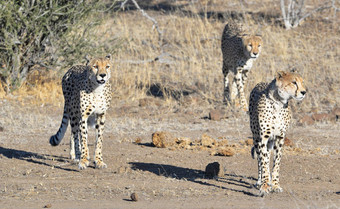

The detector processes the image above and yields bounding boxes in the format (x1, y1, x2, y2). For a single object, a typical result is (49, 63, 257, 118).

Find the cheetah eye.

(93, 65, 98, 70)
(106, 65, 110, 69)
(292, 81, 297, 86)
(248, 44, 252, 47)
(258, 44, 261, 47)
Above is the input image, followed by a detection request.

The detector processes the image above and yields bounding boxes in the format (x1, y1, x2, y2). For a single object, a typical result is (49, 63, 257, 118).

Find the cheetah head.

(87, 54, 112, 85)
(275, 70, 307, 102)
(242, 35, 262, 59)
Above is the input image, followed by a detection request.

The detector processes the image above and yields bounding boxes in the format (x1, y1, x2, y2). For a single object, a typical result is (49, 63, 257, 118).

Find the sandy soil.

(0, 98, 339, 209)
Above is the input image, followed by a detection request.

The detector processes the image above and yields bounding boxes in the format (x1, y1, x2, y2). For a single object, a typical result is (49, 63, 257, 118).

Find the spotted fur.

(249, 70, 306, 196)
(221, 22, 262, 110)
(50, 55, 112, 170)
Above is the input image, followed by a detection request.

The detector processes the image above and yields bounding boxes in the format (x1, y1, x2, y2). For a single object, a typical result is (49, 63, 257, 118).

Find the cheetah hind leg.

(251, 146, 262, 189)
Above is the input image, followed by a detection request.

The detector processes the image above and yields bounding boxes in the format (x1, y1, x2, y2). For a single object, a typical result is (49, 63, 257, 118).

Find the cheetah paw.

(259, 183, 272, 197)
(95, 161, 107, 169)
(78, 159, 89, 170)
(272, 185, 283, 193)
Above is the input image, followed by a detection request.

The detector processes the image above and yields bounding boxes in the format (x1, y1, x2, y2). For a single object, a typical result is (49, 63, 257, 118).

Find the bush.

(0, 0, 118, 93)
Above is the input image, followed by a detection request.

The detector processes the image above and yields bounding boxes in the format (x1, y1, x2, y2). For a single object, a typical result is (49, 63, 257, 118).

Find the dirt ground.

(0, 98, 339, 209)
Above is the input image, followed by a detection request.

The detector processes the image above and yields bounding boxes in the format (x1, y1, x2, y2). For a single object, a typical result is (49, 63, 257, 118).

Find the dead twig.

(120, 0, 163, 41)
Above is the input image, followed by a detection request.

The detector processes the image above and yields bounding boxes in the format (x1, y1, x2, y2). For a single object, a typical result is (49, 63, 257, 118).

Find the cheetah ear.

(290, 67, 297, 73)
(105, 54, 112, 60)
(276, 71, 286, 80)
(84, 54, 91, 66)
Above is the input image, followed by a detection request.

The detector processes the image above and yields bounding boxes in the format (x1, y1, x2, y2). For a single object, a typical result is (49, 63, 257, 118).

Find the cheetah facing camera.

(221, 22, 262, 110)
(249, 70, 306, 197)
(50, 54, 112, 170)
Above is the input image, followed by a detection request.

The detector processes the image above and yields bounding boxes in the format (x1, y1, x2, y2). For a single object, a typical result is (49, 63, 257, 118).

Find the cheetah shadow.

(129, 162, 257, 197)
(0, 146, 79, 172)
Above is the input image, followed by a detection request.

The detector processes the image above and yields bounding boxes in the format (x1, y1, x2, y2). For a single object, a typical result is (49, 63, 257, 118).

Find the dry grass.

(3, 0, 339, 113)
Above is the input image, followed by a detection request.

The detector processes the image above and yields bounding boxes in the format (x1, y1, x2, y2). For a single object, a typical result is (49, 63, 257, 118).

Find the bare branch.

(120, 0, 163, 40)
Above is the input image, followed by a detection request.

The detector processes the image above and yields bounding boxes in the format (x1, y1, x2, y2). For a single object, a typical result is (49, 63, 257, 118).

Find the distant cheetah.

(249, 70, 306, 196)
(50, 55, 112, 170)
(221, 22, 262, 110)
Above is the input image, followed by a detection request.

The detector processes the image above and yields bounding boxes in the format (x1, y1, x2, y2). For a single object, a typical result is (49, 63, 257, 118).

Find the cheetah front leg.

(94, 113, 107, 169)
(234, 68, 248, 111)
(272, 135, 285, 193)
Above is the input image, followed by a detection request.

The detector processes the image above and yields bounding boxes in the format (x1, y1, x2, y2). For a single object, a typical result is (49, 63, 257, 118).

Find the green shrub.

(0, 0, 118, 93)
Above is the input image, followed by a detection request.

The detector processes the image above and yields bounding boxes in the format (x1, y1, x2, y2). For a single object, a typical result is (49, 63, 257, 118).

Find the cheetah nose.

(99, 74, 106, 78)
(301, 91, 306, 95)
(253, 52, 258, 56)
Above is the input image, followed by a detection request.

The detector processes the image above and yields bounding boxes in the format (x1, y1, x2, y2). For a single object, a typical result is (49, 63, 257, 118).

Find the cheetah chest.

(92, 92, 109, 115)
(237, 58, 254, 71)
(271, 102, 288, 137)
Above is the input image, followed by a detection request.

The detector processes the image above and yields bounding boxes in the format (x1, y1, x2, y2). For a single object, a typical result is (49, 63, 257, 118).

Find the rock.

(130, 192, 138, 201)
(209, 109, 224, 121)
(200, 133, 216, 147)
(43, 203, 52, 208)
(134, 137, 142, 144)
(0, 126, 3, 132)
(284, 137, 294, 147)
(311, 113, 333, 122)
(205, 162, 224, 178)
(245, 139, 253, 146)
(216, 147, 235, 157)
(152, 131, 176, 148)
(176, 137, 191, 148)
(332, 107, 340, 116)
(299, 115, 314, 125)
(332, 107, 340, 121)
(139, 98, 161, 107)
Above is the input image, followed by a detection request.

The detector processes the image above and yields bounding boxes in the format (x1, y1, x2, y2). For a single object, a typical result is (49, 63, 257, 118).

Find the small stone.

(284, 137, 294, 147)
(0, 126, 3, 132)
(176, 137, 191, 148)
(299, 115, 314, 125)
(245, 139, 253, 146)
(130, 192, 138, 201)
(117, 166, 126, 174)
(43, 203, 52, 208)
(332, 107, 340, 116)
(200, 133, 216, 147)
(134, 137, 142, 144)
(205, 162, 224, 178)
(139, 98, 152, 107)
(311, 113, 333, 121)
(216, 147, 235, 157)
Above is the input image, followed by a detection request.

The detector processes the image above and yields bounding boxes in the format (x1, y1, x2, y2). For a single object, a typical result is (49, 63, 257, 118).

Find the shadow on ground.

(129, 162, 257, 196)
(0, 146, 79, 172)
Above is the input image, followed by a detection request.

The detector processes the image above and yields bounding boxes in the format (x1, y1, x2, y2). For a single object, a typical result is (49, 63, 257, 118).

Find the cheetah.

(249, 70, 306, 196)
(49, 54, 112, 170)
(221, 22, 262, 110)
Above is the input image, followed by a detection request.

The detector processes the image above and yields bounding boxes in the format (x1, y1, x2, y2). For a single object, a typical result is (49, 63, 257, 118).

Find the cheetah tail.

(49, 110, 69, 146)
(251, 146, 256, 159)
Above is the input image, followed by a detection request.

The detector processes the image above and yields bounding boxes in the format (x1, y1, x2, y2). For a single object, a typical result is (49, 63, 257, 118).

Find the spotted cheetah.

(221, 22, 262, 110)
(50, 55, 112, 170)
(249, 70, 306, 196)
